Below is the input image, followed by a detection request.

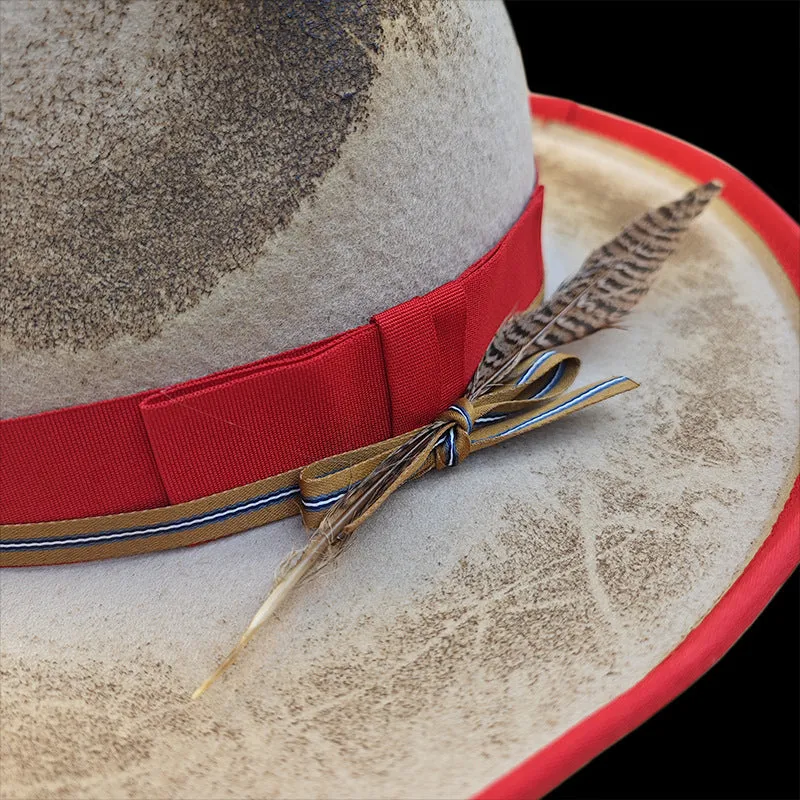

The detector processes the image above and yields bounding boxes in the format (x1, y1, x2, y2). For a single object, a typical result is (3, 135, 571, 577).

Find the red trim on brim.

(529, 95, 800, 292)
(473, 95, 800, 800)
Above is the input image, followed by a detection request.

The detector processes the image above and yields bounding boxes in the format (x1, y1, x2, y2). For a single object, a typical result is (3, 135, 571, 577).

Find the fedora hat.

(1, 2, 797, 799)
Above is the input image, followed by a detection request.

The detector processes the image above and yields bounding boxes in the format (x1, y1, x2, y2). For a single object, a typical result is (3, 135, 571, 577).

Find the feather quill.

(468, 181, 723, 396)
(192, 423, 445, 697)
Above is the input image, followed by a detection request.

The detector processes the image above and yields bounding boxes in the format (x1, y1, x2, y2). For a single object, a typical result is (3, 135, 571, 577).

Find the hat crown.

(0, 0, 534, 418)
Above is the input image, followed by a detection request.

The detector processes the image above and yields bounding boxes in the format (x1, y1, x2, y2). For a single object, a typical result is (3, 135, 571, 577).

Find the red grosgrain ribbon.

(1, 187, 544, 534)
(0, 350, 636, 566)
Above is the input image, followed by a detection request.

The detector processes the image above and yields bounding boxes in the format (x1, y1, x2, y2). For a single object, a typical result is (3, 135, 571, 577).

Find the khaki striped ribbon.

(0, 351, 636, 567)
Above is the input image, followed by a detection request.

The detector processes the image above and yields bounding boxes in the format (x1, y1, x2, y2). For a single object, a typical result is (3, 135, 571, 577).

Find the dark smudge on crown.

(0, 0, 459, 351)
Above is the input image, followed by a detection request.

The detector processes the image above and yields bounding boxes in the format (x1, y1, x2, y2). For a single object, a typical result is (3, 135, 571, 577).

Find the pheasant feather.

(468, 181, 723, 396)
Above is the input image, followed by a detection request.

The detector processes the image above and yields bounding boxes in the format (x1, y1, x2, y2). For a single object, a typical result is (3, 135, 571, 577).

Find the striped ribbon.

(0, 351, 636, 567)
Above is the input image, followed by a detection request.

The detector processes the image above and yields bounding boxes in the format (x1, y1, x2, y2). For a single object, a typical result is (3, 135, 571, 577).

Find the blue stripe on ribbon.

(515, 350, 556, 386)
(476, 376, 631, 444)
(448, 404, 473, 434)
(1, 486, 301, 551)
(301, 488, 348, 510)
(532, 361, 566, 398)
(475, 356, 566, 427)
(434, 427, 458, 467)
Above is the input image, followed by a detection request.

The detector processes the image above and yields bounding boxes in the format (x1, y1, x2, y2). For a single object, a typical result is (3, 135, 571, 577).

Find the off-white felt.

(0, 0, 534, 417)
(1, 122, 798, 800)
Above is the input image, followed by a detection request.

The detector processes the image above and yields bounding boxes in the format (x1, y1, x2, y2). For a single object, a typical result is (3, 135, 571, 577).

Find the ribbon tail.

(471, 376, 638, 449)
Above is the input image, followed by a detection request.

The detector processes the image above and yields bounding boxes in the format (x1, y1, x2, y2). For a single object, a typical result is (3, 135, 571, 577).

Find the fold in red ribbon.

(1, 186, 545, 525)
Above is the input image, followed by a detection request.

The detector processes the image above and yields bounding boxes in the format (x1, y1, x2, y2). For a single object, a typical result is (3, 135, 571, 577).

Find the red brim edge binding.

(473, 94, 800, 800)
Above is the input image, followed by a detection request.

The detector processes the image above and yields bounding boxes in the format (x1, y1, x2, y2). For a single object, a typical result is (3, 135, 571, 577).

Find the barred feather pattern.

(468, 181, 723, 395)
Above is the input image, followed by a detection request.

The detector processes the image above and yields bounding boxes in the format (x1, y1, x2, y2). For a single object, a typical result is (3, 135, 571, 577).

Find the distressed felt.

(1, 122, 797, 799)
(0, 0, 535, 417)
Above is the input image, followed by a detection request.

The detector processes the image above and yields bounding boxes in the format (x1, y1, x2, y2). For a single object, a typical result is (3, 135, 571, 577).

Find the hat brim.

(1, 95, 797, 800)
(478, 95, 800, 800)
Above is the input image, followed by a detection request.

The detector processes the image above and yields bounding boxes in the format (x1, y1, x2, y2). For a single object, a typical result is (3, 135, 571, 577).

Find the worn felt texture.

(0, 0, 534, 417)
(1, 122, 797, 799)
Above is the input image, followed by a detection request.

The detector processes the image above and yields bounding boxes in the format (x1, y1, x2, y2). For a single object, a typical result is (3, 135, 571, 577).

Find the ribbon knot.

(297, 351, 637, 530)
(433, 400, 476, 469)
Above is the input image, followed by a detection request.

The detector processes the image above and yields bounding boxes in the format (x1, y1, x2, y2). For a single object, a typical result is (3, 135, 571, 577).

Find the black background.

(505, 2, 799, 798)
